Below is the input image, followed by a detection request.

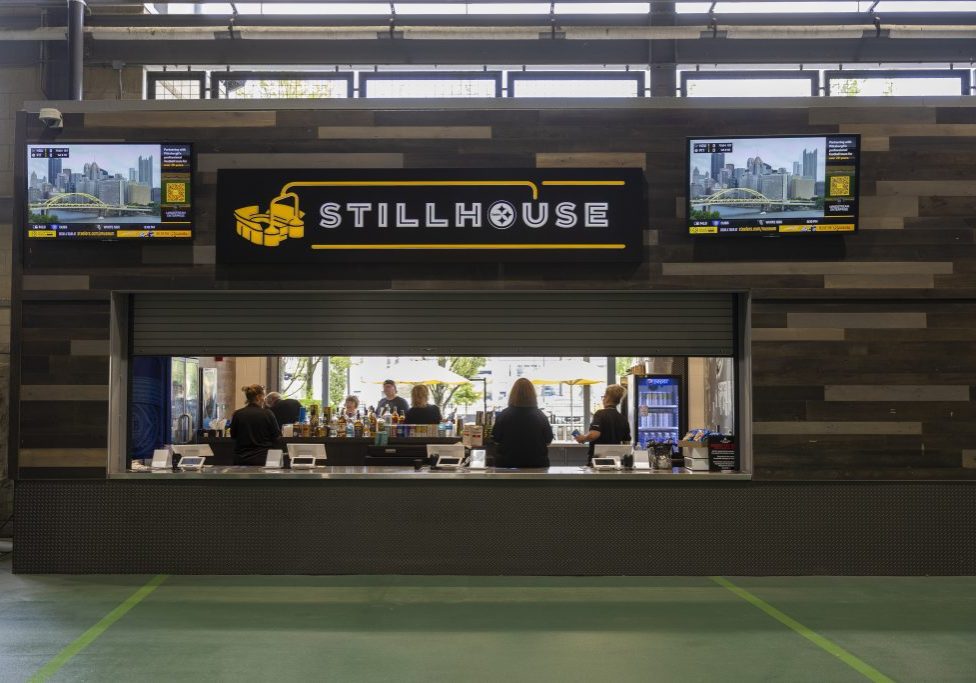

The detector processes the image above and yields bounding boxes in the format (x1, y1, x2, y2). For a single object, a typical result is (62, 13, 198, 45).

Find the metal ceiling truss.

(2, 2, 976, 68)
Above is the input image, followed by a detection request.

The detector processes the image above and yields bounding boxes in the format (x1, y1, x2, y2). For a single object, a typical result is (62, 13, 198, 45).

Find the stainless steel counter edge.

(111, 466, 752, 480)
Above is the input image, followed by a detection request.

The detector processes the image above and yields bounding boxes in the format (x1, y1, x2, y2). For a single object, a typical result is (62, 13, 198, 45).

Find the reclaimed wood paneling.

(14, 101, 976, 480)
(824, 275, 935, 289)
(753, 422, 923, 435)
(786, 312, 927, 328)
(824, 385, 970, 402)
(69, 340, 109, 356)
(21, 385, 108, 401)
(19, 449, 107, 467)
(535, 152, 647, 169)
(22, 275, 90, 290)
(85, 110, 276, 128)
(318, 126, 491, 139)
(197, 152, 403, 171)
(751, 328, 845, 341)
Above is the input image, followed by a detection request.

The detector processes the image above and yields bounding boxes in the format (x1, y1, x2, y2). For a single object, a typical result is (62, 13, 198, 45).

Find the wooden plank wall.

(14, 101, 976, 479)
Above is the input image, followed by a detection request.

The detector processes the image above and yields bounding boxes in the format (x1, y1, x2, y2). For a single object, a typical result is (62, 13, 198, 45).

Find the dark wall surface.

(14, 479, 976, 575)
(12, 99, 976, 480)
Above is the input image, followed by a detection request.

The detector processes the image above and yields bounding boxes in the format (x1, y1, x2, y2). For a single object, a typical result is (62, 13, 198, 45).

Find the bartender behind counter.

(575, 384, 630, 463)
(229, 384, 282, 466)
(265, 391, 301, 426)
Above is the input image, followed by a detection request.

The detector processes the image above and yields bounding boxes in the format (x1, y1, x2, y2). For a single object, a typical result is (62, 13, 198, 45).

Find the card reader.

(177, 455, 207, 471)
(591, 456, 621, 471)
(290, 455, 326, 470)
(432, 455, 464, 469)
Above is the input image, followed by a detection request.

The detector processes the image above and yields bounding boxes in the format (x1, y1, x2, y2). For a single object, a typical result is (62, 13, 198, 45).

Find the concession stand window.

(108, 290, 748, 473)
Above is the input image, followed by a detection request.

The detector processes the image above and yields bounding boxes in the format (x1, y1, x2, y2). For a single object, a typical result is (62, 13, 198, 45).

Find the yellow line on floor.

(29, 574, 169, 683)
(711, 576, 894, 683)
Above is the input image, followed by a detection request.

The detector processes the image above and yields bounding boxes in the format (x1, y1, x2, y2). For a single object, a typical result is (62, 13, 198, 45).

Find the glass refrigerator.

(171, 357, 200, 444)
(628, 374, 685, 450)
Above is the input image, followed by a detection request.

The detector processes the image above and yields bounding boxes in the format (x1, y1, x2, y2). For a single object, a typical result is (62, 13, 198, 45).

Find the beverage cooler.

(628, 375, 685, 450)
(171, 357, 200, 444)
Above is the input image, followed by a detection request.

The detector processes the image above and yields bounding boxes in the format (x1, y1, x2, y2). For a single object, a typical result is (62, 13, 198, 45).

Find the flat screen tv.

(26, 142, 192, 240)
(687, 134, 859, 236)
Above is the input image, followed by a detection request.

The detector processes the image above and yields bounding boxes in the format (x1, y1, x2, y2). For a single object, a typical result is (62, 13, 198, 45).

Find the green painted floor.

(1, 555, 974, 682)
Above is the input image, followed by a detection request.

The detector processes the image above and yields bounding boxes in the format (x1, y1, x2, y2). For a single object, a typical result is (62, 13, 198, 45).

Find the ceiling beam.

(78, 37, 976, 66)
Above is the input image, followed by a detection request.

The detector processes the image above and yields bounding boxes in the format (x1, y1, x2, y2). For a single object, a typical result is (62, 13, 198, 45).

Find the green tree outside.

(328, 356, 352, 407)
(690, 208, 722, 220)
(430, 356, 486, 413)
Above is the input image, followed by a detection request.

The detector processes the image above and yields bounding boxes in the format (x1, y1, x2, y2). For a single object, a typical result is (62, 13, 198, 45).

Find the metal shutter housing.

(131, 291, 736, 357)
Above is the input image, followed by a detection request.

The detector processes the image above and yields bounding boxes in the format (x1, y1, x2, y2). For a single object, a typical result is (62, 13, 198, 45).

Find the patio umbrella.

(365, 359, 470, 386)
(530, 360, 605, 423)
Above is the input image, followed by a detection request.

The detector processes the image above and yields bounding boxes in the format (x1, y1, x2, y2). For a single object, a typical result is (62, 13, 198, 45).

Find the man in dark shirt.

(376, 380, 409, 416)
(230, 385, 282, 466)
(265, 391, 302, 426)
(576, 384, 631, 462)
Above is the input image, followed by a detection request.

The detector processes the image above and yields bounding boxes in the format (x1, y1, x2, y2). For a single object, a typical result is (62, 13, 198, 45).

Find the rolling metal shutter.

(131, 291, 736, 357)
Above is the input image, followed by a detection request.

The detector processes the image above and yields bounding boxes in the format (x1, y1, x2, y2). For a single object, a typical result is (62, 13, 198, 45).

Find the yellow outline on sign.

(236, 178, 630, 248)
(311, 243, 626, 250)
(282, 180, 541, 200)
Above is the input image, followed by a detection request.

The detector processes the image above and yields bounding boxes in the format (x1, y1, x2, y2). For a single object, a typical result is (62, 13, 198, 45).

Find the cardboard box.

(462, 424, 484, 448)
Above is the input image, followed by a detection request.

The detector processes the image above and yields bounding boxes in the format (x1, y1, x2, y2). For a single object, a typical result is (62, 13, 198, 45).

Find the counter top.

(113, 466, 750, 480)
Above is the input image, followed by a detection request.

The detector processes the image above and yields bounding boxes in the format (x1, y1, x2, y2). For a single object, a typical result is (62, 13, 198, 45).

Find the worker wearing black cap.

(377, 379, 409, 416)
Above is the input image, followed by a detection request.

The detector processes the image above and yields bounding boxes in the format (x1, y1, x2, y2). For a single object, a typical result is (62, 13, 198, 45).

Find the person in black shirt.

(229, 384, 282, 466)
(377, 380, 410, 417)
(265, 391, 301, 426)
(576, 384, 630, 462)
(491, 377, 553, 468)
(404, 384, 442, 424)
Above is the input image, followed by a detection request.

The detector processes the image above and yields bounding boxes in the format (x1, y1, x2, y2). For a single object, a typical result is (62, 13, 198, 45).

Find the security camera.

(38, 107, 63, 129)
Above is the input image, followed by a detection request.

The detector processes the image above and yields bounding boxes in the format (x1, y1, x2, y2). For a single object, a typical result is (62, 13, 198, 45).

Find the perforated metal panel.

(131, 291, 736, 357)
(14, 480, 976, 575)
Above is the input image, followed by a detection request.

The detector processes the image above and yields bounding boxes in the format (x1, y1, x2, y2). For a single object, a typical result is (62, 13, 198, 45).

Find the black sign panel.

(216, 168, 646, 263)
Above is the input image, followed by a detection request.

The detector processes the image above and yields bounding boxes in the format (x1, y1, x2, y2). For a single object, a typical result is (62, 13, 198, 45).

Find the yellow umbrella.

(365, 359, 470, 386)
(530, 360, 606, 422)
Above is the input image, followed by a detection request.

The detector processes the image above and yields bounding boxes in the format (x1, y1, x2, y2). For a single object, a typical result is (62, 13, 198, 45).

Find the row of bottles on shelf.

(639, 391, 676, 407)
(639, 412, 674, 428)
(288, 404, 473, 439)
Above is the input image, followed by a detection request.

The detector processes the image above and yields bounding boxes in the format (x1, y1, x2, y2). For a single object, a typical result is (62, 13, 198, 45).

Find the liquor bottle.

(368, 407, 378, 434)
(337, 412, 347, 438)
(354, 411, 364, 438)
(362, 415, 371, 438)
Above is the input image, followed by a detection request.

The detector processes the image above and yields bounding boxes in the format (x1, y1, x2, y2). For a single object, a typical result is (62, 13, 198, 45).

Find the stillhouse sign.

(216, 168, 646, 263)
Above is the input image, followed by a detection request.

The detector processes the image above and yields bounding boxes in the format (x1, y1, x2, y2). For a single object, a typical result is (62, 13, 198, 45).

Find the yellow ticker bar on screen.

(117, 230, 192, 238)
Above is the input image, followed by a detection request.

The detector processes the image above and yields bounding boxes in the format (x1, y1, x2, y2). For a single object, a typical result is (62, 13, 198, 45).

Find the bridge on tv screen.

(29, 192, 155, 214)
(692, 187, 817, 208)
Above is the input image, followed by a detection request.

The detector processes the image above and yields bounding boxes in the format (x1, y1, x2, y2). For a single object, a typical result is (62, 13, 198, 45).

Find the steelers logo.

(487, 200, 516, 230)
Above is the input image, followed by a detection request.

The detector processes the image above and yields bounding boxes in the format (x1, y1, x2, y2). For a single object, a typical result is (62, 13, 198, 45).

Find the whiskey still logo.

(219, 169, 646, 263)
